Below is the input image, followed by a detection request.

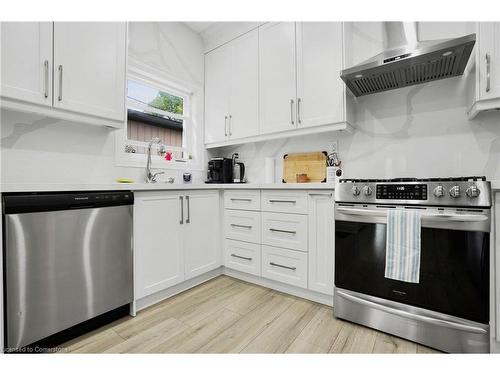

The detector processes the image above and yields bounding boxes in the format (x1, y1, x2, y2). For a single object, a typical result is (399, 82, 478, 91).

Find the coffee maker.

(206, 157, 233, 183)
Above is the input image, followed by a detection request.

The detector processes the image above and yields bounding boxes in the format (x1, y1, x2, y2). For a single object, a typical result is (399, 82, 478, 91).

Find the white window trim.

(115, 62, 203, 172)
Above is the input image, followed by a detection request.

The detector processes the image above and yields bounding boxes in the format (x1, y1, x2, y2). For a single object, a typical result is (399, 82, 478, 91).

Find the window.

(125, 79, 189, 161)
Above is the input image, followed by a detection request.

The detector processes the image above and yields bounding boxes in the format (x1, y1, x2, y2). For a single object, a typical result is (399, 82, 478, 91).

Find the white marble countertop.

(0, 182, 335, 193)
(491, 180, 500, 190)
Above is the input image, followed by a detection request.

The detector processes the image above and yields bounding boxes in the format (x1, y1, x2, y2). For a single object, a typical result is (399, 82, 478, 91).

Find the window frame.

(115, 62, 201, 171)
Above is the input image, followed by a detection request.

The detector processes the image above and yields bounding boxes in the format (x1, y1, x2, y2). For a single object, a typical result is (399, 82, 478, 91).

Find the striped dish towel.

(385, 209, 422, 283)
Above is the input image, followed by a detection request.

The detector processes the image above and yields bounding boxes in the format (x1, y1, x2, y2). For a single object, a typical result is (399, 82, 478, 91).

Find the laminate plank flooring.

(58, 276, 441, 354)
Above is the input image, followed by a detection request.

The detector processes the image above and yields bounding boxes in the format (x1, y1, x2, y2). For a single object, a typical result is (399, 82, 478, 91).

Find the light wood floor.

(58, 276, 440, 354)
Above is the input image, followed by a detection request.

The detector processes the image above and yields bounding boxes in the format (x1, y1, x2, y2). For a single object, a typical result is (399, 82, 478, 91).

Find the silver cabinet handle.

(43, 60, 49, 98)
(297, 97, 302, 124)
(336, 290, 487, 335)
(309, 193, 333, 197)
(179, 196, 184, 224)
(269, 199, 296, 204)
(224, 115, 228, 136)
(269, 228, 296, 234)
(58, 65, 63, 101)
(229, 114, 232, 136)
(486, 53, 491, 93)
(290, 99, 295, 125)
(230, 224, 252, 229)
(230, 198, 252, 202)
(270, 262, 296, 271)
(231, 254, 252, 261)
(186, 195, 190, 224)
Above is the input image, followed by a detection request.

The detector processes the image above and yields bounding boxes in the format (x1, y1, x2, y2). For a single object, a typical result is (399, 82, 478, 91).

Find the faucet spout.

(146, 137, 166, 183)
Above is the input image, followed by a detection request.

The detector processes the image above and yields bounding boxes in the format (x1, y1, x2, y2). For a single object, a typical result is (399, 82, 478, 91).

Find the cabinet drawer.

(261, 212, 307, 251)
(224, 209, 261, 243)
(225, 239, 261, 276)
(261, 245, 308, 288)
(224, 190, 261, 211)
(261, 190, 308, 214)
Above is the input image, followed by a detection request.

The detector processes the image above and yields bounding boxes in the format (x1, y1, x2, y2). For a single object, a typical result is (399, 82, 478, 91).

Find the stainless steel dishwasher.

(2, 191, 133, 350)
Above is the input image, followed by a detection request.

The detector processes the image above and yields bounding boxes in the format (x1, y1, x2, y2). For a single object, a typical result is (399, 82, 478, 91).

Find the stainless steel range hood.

(340, 22, 476, 97)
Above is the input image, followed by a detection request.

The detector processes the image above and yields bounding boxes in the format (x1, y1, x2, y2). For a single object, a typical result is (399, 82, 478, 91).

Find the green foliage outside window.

(149, 92, 183, 115)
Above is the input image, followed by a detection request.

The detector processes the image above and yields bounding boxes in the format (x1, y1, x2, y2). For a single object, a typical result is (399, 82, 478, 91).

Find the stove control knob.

(363, 186, 373, 196)
(433, 185, 444, 198)
(466, 185, 480, 199)
(449, 185, 461, 198)
(352, 186, 360, 196)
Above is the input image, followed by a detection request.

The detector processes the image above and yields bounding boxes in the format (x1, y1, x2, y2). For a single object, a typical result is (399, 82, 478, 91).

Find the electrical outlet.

(328, 140, 338, 154)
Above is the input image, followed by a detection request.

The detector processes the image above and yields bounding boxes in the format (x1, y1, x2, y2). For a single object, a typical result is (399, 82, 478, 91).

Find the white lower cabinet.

(225, 239, 261, 276)
(134, 190, 220, 300)
(261, 212, 308, 252)
(224, 209, 261, 243)
(261, 245, 308, 288)
(134, 192, 185, 299)
(183, 191, 221, 279)
(307, 192, 335, 295)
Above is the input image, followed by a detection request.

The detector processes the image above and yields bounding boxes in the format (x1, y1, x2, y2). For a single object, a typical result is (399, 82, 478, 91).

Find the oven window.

(335, 220, 489, 323)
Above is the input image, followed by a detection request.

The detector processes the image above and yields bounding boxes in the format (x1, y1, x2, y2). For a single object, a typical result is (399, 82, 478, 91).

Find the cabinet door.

(228, 29, 259, 140)
(296, 22, 345, 128)
(183, 191, 221, 279)
(259, 22, 297, 135)
(0, 22, 53, 106)
(308, 192, 334, 295)
(53, 22, 126, 121)
(479, 22, 500, 100)
(134, 193, 184, 299)
(205, 44, 231, 144)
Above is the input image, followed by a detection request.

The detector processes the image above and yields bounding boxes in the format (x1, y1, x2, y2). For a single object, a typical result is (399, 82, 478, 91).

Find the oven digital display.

(376, 184, 427, 200)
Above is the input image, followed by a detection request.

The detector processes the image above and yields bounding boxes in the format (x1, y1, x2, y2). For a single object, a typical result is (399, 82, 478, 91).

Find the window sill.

(115, 153, 203, 171)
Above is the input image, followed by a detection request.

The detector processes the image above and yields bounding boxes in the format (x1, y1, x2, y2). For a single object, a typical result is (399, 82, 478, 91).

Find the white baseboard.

(223, 267, 333, 306)
(135, 266, 333, 313)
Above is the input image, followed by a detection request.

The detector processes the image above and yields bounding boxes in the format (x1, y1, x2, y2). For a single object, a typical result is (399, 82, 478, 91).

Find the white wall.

(0, 22, 206, 185)
(209, 22, 500, 183)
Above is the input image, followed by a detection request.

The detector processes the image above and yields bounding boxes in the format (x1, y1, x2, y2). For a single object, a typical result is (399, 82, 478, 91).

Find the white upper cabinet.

(53, 22, 126, 122)
(1, 22, 53, 107)
(228, 29, 259, 140)
(205, 43, 231, 144)
(0, 22, 126, 128)
(468, 22, 500, 119)
(296, 22, 345, 128)
(259, 22, 297, 135)
(204, 29, 259, 144)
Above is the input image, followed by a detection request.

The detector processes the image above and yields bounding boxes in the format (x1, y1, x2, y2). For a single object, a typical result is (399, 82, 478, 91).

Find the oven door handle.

(336, 207, 488, 222)
(336, 291, 487, 335)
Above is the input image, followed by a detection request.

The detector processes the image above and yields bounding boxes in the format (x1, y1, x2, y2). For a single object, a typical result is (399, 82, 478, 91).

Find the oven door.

(334, 204, 490, 324)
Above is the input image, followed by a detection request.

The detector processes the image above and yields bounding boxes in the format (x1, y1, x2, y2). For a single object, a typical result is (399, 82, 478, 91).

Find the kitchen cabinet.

(183, 191, 221, 279)
(259, 22, 297, 134)
(0, 22, 53, 107)
(0, 22, 126, 127)
(307, 192, 334, 295)
(205, 29, 259, 143)
(134, 192, 184, 299)
(134, 190, 220, 300)
(296, 22, 345, 128)
(53, 22, 127, 122)
(468, 22, 500, 119)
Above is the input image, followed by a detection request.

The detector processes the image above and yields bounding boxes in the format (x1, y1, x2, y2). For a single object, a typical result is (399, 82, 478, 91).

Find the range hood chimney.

(340, 22, 476, 97)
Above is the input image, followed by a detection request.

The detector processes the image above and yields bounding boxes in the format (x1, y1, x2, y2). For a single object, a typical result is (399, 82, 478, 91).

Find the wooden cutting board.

(282, 152, 328, 183)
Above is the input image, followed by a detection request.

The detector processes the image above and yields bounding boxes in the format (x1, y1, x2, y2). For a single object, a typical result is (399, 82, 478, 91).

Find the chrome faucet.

(146, 137, 166, 183)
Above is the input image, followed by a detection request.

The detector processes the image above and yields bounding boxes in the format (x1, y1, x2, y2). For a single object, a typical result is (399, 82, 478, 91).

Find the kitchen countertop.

(491, 180, 500, 190)
(0, 182, 335, 193)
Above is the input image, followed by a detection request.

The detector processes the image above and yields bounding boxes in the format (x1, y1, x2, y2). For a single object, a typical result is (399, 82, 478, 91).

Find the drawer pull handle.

(231, 254, 252, 261)
(230, 198, 252, 202)
(231, 224, 252, 229)
(270, 262, 296, 271)
(269, 228, 296, 234)
(269, 199, 296, 204)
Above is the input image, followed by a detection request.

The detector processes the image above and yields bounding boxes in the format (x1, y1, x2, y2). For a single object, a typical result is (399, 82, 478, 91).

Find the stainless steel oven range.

(334, 177, 491, 353)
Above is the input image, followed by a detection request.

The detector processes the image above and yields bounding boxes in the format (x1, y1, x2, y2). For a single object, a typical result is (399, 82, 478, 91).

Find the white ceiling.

(184, 22, 216, 34)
